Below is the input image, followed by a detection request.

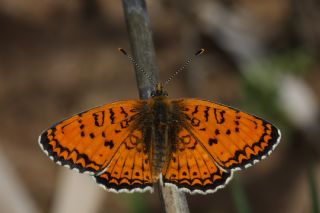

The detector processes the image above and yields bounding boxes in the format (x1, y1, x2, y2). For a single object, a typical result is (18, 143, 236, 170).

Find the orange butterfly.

(39, 50, 281, 194)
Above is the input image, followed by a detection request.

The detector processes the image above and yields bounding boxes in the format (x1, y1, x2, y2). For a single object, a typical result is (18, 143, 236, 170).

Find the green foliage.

(307, 159, 319, 213)
(121, 193, 149, 213)
(231, 177, 251, 213)
(232, 49, 315, 213)
(240, 49, 312, 127)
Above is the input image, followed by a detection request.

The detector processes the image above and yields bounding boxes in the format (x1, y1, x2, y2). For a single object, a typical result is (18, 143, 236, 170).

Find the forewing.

(170, 99, 281, 171)
(38, 100, 144, 175)
(162, 128, 233, 194)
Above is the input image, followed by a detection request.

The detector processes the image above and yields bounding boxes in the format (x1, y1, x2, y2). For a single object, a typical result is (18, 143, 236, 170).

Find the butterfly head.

(151, 83, 168, 97)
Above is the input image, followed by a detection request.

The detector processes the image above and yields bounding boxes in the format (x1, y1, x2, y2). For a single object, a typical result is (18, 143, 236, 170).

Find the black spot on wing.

(104, 140, 115, 149)
(93, 111, 105, 127)
(191, 118, 200, 127)
(89, 133, 95, 139)
(214, 109, 225, 124)
(226, 129, 231, 135)
(191, 106, 199, 116)
(120, 119, 130, 129)
(80, 124, 85, 129)
(215, 129, 220, 135)
(208, 138, 218, 146)
(109, 109, 115, 124)
(120, 107, 129, 118)
(204, 106, 210, 122)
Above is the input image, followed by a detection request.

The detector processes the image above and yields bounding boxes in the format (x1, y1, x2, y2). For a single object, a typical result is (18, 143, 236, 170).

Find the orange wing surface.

(39, 100, 153, 192)
(162, 127, 232, 194)
(93, 129, 153, 192)
(170, 99, 281, 172)
(39, 96, 281, 194)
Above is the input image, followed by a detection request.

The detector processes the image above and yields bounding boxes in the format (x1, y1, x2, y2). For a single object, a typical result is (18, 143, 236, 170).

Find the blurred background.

(0, 0, 319, 213)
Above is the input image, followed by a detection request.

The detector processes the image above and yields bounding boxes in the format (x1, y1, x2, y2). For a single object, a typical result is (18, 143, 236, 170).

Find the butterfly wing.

(170, 99, 281, 172)
(162, 128, 233, 194)
(38, 100, 153, 192)
(94, 129, 153, 193)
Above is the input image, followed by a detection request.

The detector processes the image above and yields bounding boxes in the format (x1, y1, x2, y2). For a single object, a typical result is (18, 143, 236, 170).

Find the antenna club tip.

(195, 48, 205, 56)
(118, 48, 127, 55)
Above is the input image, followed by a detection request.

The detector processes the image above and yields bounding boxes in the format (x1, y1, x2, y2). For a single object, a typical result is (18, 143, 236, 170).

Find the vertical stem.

(307, 158, 319, 213)
(122, 0, 159, 100)
(158, 183, 190, 213)
(121, 1, 190, 213)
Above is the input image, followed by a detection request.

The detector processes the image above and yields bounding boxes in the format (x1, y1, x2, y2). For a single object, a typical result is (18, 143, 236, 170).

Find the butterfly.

(38, 49, 281, 194)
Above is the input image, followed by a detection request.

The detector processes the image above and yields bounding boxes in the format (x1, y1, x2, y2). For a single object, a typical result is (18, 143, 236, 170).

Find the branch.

(122, 0, 158, 100)
(121, 1, 190, 212)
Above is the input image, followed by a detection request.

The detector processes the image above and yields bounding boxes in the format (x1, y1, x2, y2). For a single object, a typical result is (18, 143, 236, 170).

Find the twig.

(121, 1, 190, 213)
(158, 184, 190, 213)
(122, 0, 158, 100)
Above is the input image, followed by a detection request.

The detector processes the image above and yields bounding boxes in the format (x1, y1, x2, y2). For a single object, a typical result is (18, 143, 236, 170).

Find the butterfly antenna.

(164, 48, 205, 86)
(118, 48, 156, 86)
